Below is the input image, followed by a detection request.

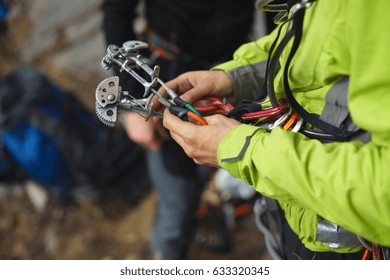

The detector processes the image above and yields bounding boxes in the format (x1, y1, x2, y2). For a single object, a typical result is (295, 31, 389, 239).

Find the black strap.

(264, 19, 290, 107)
(287, 0, 300, 9)
(226, 100, 262, 122)
(282, 6, 357, 141)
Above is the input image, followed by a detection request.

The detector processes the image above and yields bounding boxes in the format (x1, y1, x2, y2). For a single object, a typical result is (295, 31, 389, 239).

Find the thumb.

(179, 82, 210, 105)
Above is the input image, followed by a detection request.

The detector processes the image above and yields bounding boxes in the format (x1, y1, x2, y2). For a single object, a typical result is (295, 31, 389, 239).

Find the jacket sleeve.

(212, 31, 277, 103)
(217, 0, 390, 246)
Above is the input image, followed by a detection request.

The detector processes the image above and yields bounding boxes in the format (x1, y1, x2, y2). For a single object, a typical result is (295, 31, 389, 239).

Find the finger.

(204, 114, 241, 127)
(163, 72, 211, 105)
(164, 73, 195, 95)
(162, 109, 195, 137)
(169, 130, 186, 150)
(179, 81, 209, 105)
(203, 114, 225, 125)
(193, 158, 218, 167)
(169, 129, 200, 164)
(154, 78, 190, 113)
(193, 158, 203, 165)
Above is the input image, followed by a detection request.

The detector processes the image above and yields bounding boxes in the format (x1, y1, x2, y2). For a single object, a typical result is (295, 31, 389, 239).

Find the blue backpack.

(0, 0, 8, 35)
(0, 0, 7, 19)
(0, 66, 150, 200)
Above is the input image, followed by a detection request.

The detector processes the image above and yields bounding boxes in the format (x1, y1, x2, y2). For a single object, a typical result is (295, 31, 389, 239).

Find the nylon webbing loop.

(281, 3, 357, 141)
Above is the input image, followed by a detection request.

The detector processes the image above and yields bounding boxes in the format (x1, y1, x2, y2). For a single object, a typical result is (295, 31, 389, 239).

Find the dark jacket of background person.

(102, 0, 256, 97)
(102, 0, 255, 66)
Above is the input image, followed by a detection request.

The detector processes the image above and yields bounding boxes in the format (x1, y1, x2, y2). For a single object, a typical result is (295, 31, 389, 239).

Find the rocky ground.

(0, 0, 270, 260)
(0, 179, 270, 260)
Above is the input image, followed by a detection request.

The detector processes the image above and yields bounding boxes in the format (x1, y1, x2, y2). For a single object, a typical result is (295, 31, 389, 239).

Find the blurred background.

(0, 0, 270, 260)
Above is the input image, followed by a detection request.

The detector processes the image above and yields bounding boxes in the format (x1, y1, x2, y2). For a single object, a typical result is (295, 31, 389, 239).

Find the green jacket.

(214, 0, 390, 252)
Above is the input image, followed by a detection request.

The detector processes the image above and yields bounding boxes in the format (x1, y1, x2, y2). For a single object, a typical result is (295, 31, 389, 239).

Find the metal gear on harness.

(257, 0, 364, 142)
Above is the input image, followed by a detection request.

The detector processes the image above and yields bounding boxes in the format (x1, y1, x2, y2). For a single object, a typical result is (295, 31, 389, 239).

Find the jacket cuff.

(213, 61, 268, 103)
(217, 124, 264, 180)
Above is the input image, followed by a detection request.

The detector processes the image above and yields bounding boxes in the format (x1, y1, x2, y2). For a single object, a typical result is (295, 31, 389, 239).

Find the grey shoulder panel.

(228, 60, 268, 102)
(320, 76, 371, 143)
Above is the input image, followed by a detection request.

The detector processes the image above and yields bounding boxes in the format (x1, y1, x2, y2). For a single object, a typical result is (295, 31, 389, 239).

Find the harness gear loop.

(262, 0, 362, 141)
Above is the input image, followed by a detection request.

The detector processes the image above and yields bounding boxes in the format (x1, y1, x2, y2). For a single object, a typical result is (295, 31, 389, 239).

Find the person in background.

(101, 0, 258, 259)
(161, 0, 390, 259)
